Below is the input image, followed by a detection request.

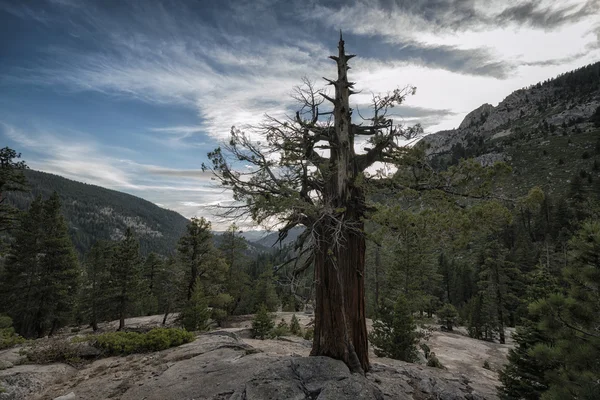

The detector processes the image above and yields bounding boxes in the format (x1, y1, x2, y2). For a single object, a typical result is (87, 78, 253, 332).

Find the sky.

(1, 0, 599, 229)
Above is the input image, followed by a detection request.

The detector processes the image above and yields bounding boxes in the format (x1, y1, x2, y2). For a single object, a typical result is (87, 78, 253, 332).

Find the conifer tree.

(178, 217, 225, 301)
(82, 241, 114, 331)
(369, 295, 419, 362)
(112, 227, 142, 330)
(0, 147, 28, 239)
(41, 192, 80, 336)
(0, 193, 79, 337)
(156, 256, 185, 325)
(0, 197, 44, 337)
(141, 252, 163, 315)
(253, 270, 279, 312)
(526, 221, 600, 399)
(180, 277, 210, 332)
(251, 304, 274, 340)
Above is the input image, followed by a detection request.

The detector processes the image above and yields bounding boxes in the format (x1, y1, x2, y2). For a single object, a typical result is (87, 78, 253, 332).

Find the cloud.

(496, 0, 599, 29)
(0, 121, 236, 226)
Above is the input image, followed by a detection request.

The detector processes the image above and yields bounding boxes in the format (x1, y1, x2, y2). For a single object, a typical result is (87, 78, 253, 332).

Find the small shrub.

(420, 343, 431, 359)
(303, 328, 314, 341)
(483, 360, 491, 370)
(582, 151, 590, 159)
(92, 328, 194, 355)
(0, 315, 12, 329)
(251, 304, 274, 340)
(22, 338, 83, 365)
(0, 315, 26, 350)
(211, 308, 228, 327)
(290, 314, 301, 335)
(558, 158, 564, 165)
(427, 352, 444, 369)
(272, 319, 289, 338)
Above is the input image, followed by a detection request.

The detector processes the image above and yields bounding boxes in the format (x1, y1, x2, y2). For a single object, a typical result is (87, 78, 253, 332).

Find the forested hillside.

(423, 61, 600, 198)
(5, 169, 190, 256)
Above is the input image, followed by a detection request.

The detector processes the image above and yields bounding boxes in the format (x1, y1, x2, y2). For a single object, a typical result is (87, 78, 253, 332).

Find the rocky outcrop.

(0, 328, 498, 400)
(458, 104, 494, 130)
(420, 65, 600, 162)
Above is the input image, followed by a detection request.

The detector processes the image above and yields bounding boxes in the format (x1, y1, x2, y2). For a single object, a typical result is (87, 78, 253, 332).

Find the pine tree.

(81, 241, 114, 331)
(178, 217, 225, 301)
(526, 221, 600, 399)
(0, 197, 44, 338)
(141, 252, 163, 315)
(253, 270, 279, 312)
(0, 147, 28, 240)
(437, 303, 458, 331)
(369, 295, 419, 362)
(0, 194, 79, 337)
(180, 277, 210, 332)
(156, 256, 185, 325)
(41, 192, 80, 336)
(251, 304, 274, 340)
(112, 227, 142, 330)
(290, 314, 301, 335)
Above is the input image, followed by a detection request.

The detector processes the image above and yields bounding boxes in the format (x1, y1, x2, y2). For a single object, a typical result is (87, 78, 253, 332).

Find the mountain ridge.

(6, 169, 190, 256)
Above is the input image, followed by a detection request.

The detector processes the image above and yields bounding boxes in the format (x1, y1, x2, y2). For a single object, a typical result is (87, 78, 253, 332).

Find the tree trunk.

(374, 244, 380, 314)
(310, 33, 370, 373)
(311, 224, 368, 373)
(118, 294, 126, 331)
(162, 306, 170, 325)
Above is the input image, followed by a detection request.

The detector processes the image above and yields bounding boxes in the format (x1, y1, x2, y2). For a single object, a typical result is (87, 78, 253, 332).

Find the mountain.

(421, 61, 600, 197)
(255, 227, 304, 249)
(6, 169, 190, 256)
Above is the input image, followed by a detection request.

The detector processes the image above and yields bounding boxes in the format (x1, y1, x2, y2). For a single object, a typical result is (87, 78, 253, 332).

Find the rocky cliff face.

(419, 62, 600, 160)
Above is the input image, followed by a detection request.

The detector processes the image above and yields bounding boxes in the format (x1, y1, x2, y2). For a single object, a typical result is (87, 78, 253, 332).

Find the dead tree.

(205, 34, 421, 373)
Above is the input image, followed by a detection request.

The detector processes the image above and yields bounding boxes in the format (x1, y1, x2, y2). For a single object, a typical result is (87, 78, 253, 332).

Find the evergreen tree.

(177, 217, 225, 300)
(290, 314, 301, 335)
(369, 295, 419, 362)
(140, 252, 163, 315)
(156, 256, 185, 325)
(41, 192, 80, 336)
(437, 303, 458, 331)
(526, 221, 600, 399)
(81, 241, 114, 331)
(112, 227, 142, 330)
(0, 147, 28, 239)
(0, 197, 45, 337)
(180, 277, 210, 332)
(251, 304, 274, 340)
(253, 270, 279, 312)
(0, 194, 79, 337)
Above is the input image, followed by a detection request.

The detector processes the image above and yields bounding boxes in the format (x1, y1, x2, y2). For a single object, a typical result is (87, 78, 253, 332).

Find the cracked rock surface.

(0, 315, 503, 400)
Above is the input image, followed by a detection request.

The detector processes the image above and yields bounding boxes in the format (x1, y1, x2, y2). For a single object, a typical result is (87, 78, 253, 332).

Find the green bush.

(303, 328, 314, 341)
(272, 319, 289, 338)
(427, 352, 444, 369)
(252, 304, 274, 340)
(92, 328, 194, 355)
(0, 315, 13, 329)
(0, 315, 26, 350)
(290, 314, 301, 335)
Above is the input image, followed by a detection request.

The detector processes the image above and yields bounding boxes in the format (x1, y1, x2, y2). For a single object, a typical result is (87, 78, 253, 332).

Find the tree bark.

(310, 34, 369, 373)
(311, 224, 368, 373)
